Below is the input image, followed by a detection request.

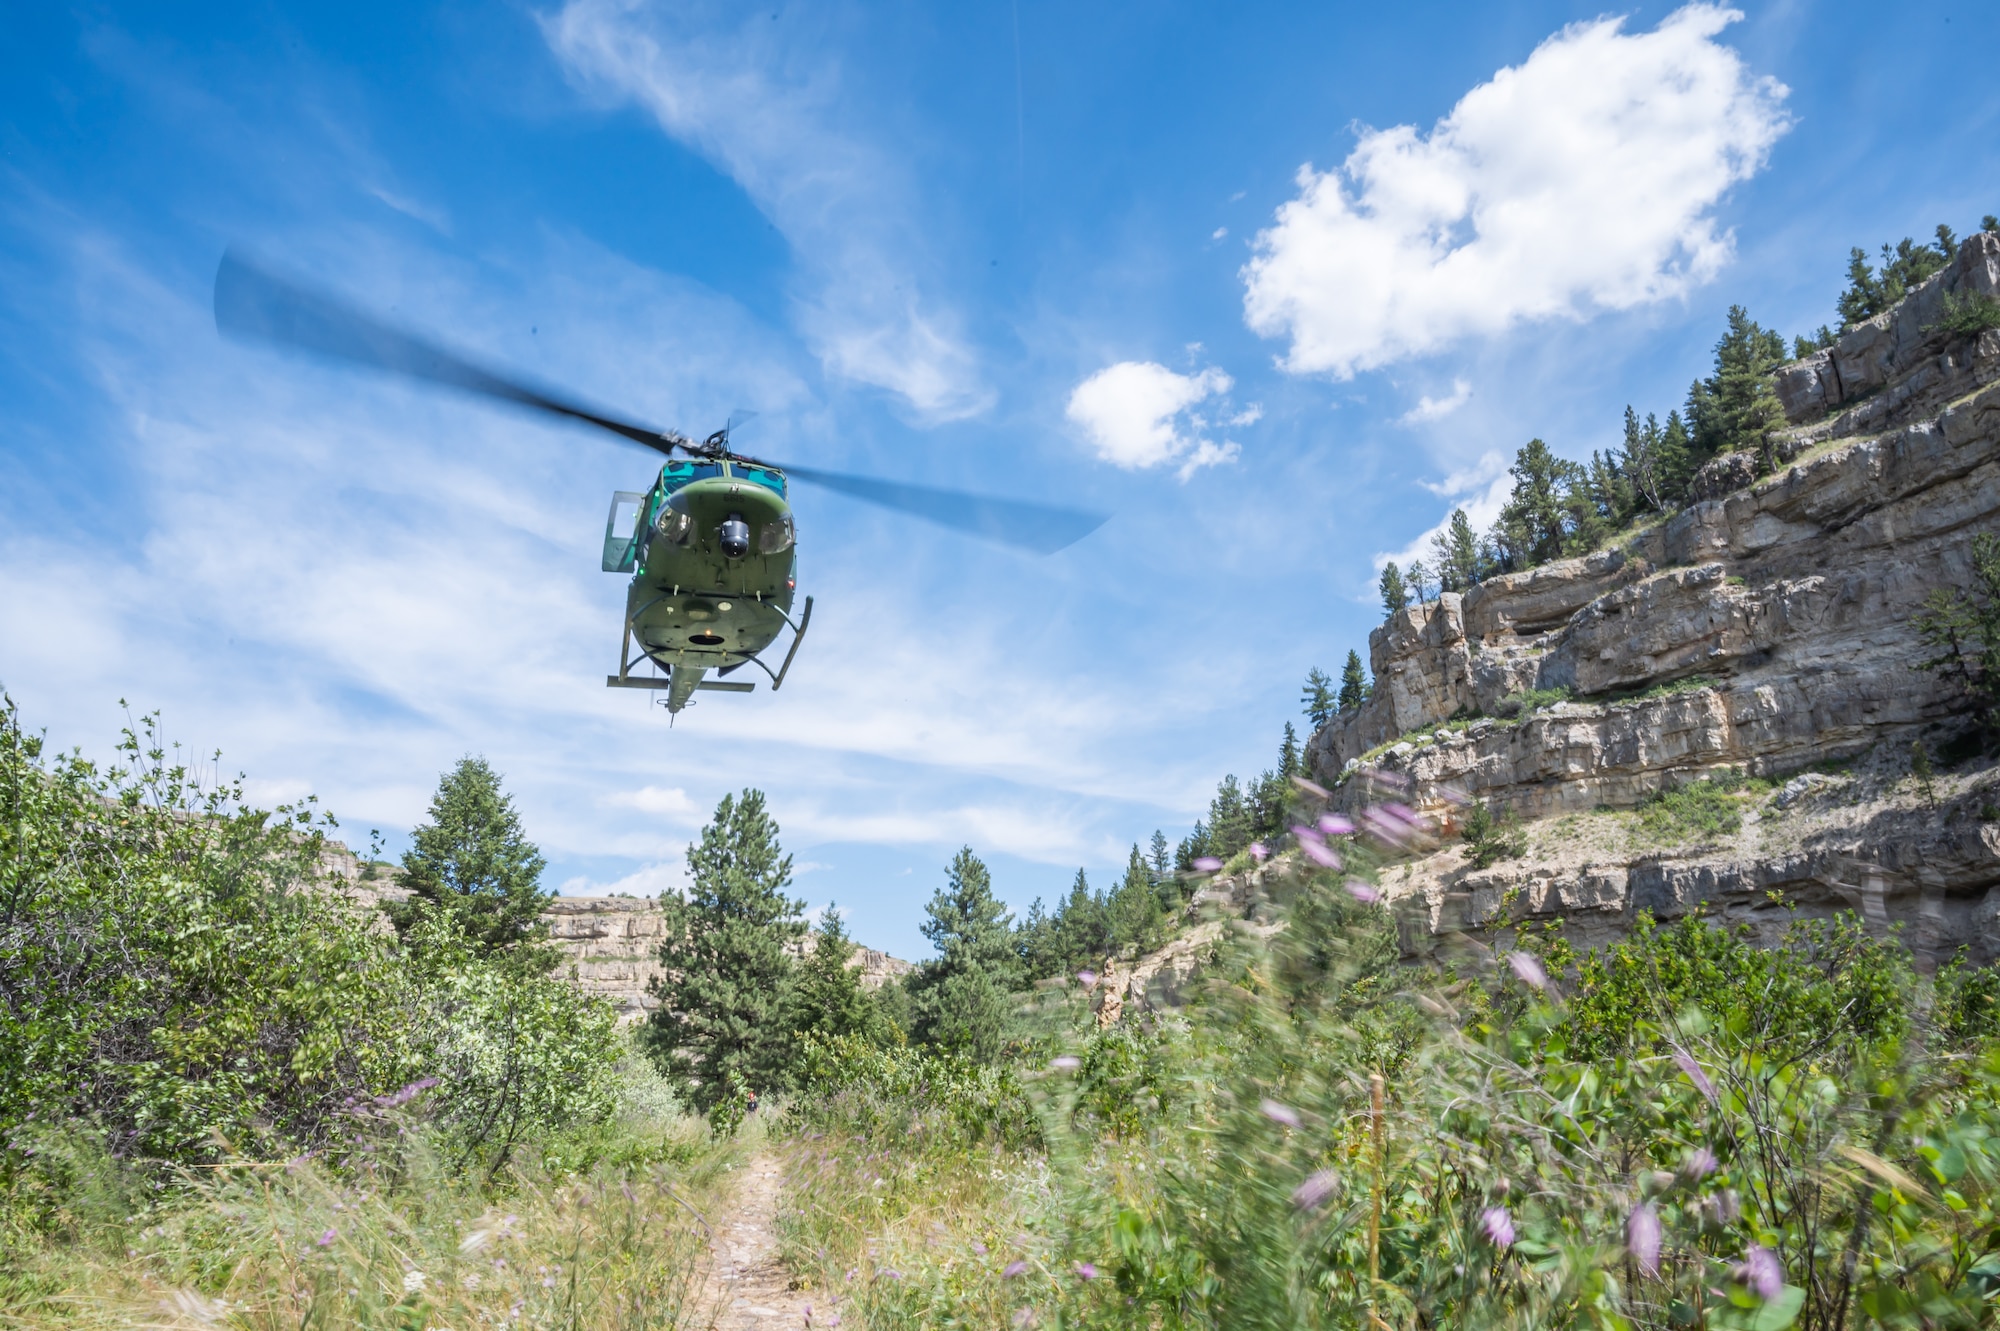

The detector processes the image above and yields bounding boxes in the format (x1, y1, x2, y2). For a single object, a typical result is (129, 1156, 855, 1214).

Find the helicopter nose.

(718, 515, 750, 559)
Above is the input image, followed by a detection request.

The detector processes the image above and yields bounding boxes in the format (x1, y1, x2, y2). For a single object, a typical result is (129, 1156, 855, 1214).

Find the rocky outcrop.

(1286, 236, 2000, 973)
(309, 853, 912, 1019)
(543, 896, 912, 1018)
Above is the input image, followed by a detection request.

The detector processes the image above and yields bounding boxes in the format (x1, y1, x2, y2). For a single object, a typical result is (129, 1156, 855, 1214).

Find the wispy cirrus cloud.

(541, 0, 991, 421)
(1243, 4, 1789, 378)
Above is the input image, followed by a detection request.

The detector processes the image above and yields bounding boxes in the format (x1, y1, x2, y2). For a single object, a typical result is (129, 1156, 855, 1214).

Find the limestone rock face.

(539, 897, 913, 1018)
(1289, 259, 2000, 971)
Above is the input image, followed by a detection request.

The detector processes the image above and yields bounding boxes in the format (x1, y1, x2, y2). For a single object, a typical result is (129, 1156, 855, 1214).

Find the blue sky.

(3, 0, 1995, 959)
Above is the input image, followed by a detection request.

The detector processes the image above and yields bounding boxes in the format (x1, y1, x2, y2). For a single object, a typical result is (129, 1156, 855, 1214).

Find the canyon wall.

(1295, 232, 2000, 969)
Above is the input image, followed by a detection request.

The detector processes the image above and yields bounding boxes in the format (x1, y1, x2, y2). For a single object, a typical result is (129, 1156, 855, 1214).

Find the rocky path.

(700, 1152, 817, 1330)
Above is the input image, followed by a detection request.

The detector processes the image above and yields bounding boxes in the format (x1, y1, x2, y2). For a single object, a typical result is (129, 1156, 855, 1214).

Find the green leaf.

(1747, 1286, 1805, 1331)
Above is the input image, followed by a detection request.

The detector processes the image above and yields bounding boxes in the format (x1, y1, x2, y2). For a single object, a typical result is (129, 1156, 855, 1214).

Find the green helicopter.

(214, 251, 1106, 715)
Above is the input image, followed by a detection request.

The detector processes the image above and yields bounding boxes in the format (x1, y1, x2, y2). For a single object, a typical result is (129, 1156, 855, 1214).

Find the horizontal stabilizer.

(604, 675, 755, 693)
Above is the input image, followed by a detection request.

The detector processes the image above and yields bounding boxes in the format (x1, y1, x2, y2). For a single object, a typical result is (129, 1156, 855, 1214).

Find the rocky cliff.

(1289, 231, 2000, 971)
(313, 845, 913, 1018)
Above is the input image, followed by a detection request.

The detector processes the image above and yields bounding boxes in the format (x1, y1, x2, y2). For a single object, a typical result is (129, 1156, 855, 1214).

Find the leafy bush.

(0, 697, 621, 1187)
(1461, 799, 1526, 868)
(1928, 289, 2000, 339)
(791, 1034, 1040, 1151)
(1915, 531, 2000, 738)
(1493, 685, 1573, 718)
(1631, 770, 1769, 845)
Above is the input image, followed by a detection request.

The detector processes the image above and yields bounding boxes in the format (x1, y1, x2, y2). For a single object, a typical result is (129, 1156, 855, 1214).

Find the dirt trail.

(699, 1152, 818, 1330)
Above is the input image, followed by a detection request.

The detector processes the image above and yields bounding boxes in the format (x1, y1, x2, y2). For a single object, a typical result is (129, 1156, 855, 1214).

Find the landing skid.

(604, 595, 814, 711)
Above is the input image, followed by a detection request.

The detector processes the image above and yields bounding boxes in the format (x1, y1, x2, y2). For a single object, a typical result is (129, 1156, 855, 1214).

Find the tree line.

(1374, 215, 1999, 616)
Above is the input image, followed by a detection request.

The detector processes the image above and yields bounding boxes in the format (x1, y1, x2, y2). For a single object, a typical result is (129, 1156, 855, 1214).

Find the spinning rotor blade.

(213, 249, 678, 456)
(773, 465, 1107, 555)
(215, 248, 1108, 555)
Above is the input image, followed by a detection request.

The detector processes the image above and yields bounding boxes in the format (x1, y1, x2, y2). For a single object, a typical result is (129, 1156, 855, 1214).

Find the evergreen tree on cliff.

(1107, 845, 1164, 954)
(391, 757, 553, 972)
(908, 848, 1018, 1061)
(787, 904, 881, 1045)
(1338, 650, 1369, 712)
(1379, 562, 1408, 617)
(1685, 306, 1787, 466)
(1301, 667, 1336, 728)
(644, 789, 806, 1114)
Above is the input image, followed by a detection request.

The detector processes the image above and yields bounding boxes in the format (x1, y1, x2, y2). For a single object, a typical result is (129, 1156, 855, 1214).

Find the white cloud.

(558, 861, 685, 898)
(1374, 451, 1513, 577)
(1065, 362, 1240, 479)
(542, 0, 991, 420)
(1398, 378, 1472, 425)
(608, 785, 704, 821)
(1242, 4, 1789, 378)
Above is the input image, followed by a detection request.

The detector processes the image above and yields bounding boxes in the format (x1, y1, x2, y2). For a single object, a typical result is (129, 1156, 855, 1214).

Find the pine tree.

(1206, 776, 1253, 859)
(1685, 306, 1787, 466)
(644, 790, 806, 1115)
(1301, 667, 1336, 728)
(1107, 845, 1164, 955)
(1052, 868, 1110, 975)
(787, 905, 879, 1045)
(1497, 439, 1578, 566)
(907, 848, 1018, 1061)
(1278, 722, 1301, 777)
(1446, 508, 1480, 590)
(1338, 649, 1369, 712)
(1406, 559, 1433, 605)
(1379, 562, 1409, 616)
(1149, 830, 1179, 915)
(391, 757, 552, 970)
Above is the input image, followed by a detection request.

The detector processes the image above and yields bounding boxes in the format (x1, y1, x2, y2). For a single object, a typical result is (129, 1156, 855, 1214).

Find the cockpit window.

(740, 467, 787, 497)
(659, 460, 725, 493)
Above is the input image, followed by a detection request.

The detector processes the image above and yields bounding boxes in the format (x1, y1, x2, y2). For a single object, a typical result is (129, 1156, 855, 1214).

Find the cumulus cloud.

(1065, 361, 1240, 479)
(1243, 4, 1789, 378)
(608, 785, 704, 821)
(542, 0, 991, 420)
(1399, 378, 1472, 425)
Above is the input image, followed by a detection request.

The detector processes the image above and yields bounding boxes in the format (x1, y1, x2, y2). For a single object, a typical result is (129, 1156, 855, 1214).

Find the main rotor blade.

(775, 465, 1107, 555)
(213, 248, 678, 456)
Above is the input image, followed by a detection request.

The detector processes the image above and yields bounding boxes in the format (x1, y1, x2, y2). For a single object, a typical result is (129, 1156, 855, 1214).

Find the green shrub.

(0, 697, 621, 1186)
(1928, 289, 2000, 339)
(1461, 800, 1526, 869)
(790, 1033, 1041, 1151)
(1631, 770, 1768, 845)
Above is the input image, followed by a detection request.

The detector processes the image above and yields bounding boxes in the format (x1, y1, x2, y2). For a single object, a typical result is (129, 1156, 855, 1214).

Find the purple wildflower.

(1002, 1260, 1029, 1278)
(1507, 952, 1549, 991)
(1681, 1146, 1719, 1181)
(1671, 1044, 1718, 1104)
(1076, 970, 1098, 989)
(1381, 801, 1424, 828)
(972, 1241, 988, 1255)
(1437, 784, 1471, 807)
(1291, 1169, 1338, 1210)
(1290, 775, 1332, 801)
(1301, 839, 1343, 869)
(317, 1228, 337, 1248)
(1249, 842, 1269, 862)
(1359, 806, 1412, 848)
(1192, 857, 1224, 873)
(1318, 813, 1356, 837)
(1050, 1056, 1081, 1072)
(1481, 1207, 1514, 1248)
(1291, 823, 1325, 844)
(1260, 1099, 1301, 1129)
(1073, 1262, 1097, 1280)
(1628, 1203, 1662, 1278)
(1011, 1310, 1033, 1330)
(880, 1269, 903, 1281)
(1345, 879, 1380, 903)
(1736, 1246, 1784, 1302)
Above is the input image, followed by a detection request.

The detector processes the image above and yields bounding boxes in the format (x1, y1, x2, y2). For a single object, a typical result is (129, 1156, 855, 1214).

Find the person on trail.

(745, 1087, 759, 1115)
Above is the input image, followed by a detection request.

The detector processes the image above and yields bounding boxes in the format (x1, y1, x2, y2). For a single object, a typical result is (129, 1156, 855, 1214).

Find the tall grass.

(0, 1055, 729, 1330)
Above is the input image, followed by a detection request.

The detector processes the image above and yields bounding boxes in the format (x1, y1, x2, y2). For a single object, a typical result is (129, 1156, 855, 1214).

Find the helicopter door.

(602, 491, 645, 572)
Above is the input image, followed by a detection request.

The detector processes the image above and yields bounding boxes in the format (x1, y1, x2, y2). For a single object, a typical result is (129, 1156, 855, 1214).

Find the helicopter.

(212, 250, 1106, 715)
